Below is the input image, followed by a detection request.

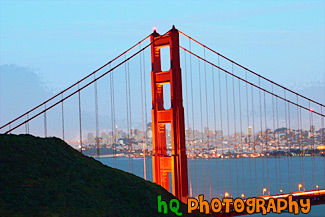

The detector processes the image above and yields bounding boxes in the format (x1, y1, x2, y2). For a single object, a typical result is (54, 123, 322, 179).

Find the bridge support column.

(150, 26, 189, 203)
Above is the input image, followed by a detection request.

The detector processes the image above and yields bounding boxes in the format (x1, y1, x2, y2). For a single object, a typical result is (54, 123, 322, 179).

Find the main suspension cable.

(6, 42, 154, 134)
(179, 47, 325, 117)
(1, 35, 151, 131)
(178, 30, 325, 108)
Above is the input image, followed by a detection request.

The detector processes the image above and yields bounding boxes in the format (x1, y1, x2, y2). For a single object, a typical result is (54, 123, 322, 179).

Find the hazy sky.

(1, 0, 324, 137)
(1, 0, 324, 88)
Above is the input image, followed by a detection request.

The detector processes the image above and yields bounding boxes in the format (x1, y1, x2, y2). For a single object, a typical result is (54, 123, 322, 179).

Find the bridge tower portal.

(150, 26, 189, 203)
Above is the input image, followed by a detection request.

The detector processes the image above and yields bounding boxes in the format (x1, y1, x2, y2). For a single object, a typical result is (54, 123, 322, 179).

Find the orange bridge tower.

(150, 26, 189, 203)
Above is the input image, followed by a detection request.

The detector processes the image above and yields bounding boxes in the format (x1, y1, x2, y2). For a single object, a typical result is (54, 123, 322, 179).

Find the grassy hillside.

(0, 134, 204, 217)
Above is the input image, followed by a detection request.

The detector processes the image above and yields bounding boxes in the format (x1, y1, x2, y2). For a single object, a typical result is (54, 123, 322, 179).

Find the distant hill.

(0, 134, 205, 217)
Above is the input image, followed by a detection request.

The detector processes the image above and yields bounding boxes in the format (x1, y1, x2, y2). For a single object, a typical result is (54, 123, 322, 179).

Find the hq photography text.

(157, 195, 310, 216)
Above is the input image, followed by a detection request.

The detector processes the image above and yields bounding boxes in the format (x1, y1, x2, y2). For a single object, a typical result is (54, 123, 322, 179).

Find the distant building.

(147, 122, 152, 131)
(204, 127, 209, 135)
(310, 125, 315, 132)
(147, 130, 152, 139)
(87, 132, 94, 144)
(215, 130, 223, 137)
(247, 126, 252, 135)
(147, 122, 152, 138)
(101, 131, 107, 140)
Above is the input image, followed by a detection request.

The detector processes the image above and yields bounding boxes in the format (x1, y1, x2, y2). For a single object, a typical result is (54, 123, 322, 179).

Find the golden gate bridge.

(1, 26, 325, 215)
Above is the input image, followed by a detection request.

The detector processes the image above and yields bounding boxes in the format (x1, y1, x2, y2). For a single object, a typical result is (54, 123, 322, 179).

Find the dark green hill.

(0, 134, 205, 217)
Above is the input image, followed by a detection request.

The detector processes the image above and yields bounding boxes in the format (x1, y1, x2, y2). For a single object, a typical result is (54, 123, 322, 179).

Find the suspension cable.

(189, 38, 197, 197)
(184, 49, 192, 197)
(143, 50, 149, 180)
(246, 71, 252, 197)
(61, 93, 65, 141)
(1, 35, 151, 131)
(140, 44, 146, 180)
(198, 57, 205, 196)
(78, 84, 83, 153)
(238, 78, 245, 197)
(5, 37, 155, 134)
(251, 85, 258, 196)
(288, 98, 293, 192)
(179, 46, 325, 117)
(284, 90, 290, 192)
(310, 101, 316, 189)
(128, 61, 133, 173)
(204, 48, 212, 199)
(264, 91, 270, 194)
(218, 55, 226, 196)
(320, 104, 325, 187)
(301, 106, 305, 190)
(297, 95, 303, 189)
(232, 64, 239, 197)
(259, 78, 265, 190)
(178, 30, 325, 108)
(276, 96, 282, 192)
(272, 85, 278, 193)
(225, 71, 233, 197)
(212, 64, 219, 198)
(44, 103, 47, 137)
(110, 63, 117, 167)
(125, 55, 131, 172)
(25, 113, 29, 134)
(94, 74, 100, 158)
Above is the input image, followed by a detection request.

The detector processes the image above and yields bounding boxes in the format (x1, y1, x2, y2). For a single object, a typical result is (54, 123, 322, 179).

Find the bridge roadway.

(212, 189, 325, 216)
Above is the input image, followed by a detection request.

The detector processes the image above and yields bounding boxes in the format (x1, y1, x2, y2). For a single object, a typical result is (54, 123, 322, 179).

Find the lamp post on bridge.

(263, 188, 267, 196)
(298, 184, 302, 192)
